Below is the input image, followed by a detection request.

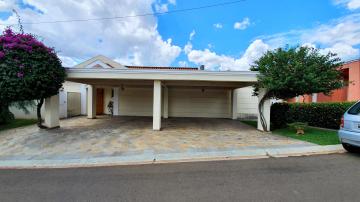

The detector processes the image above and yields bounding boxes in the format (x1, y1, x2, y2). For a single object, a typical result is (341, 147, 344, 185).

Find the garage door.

(168, 88, 231, 118)
(118, 87, 153, 116)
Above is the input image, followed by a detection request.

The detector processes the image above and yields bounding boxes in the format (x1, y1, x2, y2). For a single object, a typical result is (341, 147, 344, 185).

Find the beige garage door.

(168, 88, 231, 118)
(118, 87, 153, 116)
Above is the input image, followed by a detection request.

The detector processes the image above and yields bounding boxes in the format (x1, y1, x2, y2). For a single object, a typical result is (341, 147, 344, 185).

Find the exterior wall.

(10, 81, 85, 119)
(317, 87, 348, 102)
(9, 104, 44, 119)
(118, 87, 153, 116)
(67, 92, 81, 117)
(347, 60, 360, 101)
(168, 88, 230, 118)
(235, 87, 258, 119)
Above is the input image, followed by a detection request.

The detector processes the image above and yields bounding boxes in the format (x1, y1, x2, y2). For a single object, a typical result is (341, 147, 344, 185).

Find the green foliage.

(271, 102, 356, 130)
(251, 46, 344, 99)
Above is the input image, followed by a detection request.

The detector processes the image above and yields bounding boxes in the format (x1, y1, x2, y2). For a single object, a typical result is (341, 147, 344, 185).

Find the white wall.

(168, 88, 230, 118)
(235, 86, 258, 119)
(118, 87, 153, 116)
(10, 81, 86, 119)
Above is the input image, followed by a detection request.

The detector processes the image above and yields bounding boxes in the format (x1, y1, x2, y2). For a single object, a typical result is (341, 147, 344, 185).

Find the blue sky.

(0, 0, 359, 70)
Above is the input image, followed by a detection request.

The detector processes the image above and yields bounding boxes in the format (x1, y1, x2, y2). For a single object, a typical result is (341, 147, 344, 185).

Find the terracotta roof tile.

(125, 65, 199, 71)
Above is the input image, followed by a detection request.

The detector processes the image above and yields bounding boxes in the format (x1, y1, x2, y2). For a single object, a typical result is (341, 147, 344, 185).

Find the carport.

(42, 56, 271, 131)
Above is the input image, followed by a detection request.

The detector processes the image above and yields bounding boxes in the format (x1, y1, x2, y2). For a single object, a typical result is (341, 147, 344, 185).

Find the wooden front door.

(96, 88, 104, 115)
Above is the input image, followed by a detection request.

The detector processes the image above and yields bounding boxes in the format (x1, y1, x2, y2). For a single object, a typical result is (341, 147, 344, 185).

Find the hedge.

(271, 102, 356, 130)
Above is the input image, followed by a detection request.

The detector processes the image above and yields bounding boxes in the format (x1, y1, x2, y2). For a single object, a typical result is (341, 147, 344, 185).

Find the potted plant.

(287, 122, 308, 135)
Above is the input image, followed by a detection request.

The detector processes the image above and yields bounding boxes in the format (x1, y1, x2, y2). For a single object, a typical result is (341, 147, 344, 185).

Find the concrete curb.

(0, 145, 345, 169)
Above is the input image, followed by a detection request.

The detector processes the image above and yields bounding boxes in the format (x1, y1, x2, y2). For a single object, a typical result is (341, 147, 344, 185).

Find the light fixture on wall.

(121, 84, 125, 91)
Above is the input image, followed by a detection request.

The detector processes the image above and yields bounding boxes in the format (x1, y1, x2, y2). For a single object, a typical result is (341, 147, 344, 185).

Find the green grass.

(273, 127, 340, 145)
(0, 119, 37, 132)
(241, 120, 340, 145)
(241, 120, 257, 128)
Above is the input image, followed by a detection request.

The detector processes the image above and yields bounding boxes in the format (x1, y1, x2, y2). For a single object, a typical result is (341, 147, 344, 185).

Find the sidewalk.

(0, 144, 345, 169)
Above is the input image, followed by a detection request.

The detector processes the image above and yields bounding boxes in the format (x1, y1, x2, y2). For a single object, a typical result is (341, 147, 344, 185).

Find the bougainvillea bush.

(0, 28, 66, 127)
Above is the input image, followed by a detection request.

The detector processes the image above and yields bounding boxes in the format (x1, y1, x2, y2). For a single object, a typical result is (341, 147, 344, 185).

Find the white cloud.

(0, 0, 16, 11)
(213, 23, 223, 29)
(184, 42, 193, 54)
(154, 0, 176, 12)
(320, 43, 359, 60)
(187, 39, 270, 71)
(334, 0, 360, 10)
(154, 3, 168, 12)
(234, 17, 250, 30)
(178, 60, 187, 66)
(168, 0, 176, 5)
(189, 29, 196, 41)
(0, 0, 181, 66)
(258, 14, 360, 61)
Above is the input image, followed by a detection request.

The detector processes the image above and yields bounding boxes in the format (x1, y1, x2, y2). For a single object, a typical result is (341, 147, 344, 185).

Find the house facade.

(22, 55, 269, 131)
(289, 59, 360, 103)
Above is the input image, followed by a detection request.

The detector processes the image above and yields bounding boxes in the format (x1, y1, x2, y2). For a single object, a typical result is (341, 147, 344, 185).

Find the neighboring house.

(13, 55, 269, 131)
(289, 59, 360, 103)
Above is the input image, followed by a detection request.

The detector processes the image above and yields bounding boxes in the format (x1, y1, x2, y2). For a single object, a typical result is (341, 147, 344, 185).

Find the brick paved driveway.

(0, 116, 312, 160)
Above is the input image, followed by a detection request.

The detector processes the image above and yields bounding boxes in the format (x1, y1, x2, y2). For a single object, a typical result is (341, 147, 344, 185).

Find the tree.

(0, 28, 66, 128)
(251, 46, 344, 131)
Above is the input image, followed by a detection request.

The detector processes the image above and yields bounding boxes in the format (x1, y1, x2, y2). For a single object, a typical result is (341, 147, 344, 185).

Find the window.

(348, 102, 360, 115)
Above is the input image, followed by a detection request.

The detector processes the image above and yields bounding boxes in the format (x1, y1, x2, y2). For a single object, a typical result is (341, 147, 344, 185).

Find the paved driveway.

(0, 116, 311, 160)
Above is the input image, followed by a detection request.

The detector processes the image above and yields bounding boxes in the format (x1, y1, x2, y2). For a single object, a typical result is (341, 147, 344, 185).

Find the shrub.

(271, 102, 356, 130)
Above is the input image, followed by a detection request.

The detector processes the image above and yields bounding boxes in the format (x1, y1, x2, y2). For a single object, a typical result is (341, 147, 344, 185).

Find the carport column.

(163, 86, 168, 119)
(232, 89, 238, 120)
(257, 88, 271, 131)
(113, 87, 119, 116)
(153, 80, 162, 130)
(87, 85, 97, 119)
(44, 94, 60, 128)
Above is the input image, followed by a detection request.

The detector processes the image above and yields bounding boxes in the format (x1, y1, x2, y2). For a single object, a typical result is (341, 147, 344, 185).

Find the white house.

(19, 55, 270, 131)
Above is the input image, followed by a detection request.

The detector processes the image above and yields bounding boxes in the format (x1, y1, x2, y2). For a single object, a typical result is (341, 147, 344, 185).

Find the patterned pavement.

(0, 116, 312, 160)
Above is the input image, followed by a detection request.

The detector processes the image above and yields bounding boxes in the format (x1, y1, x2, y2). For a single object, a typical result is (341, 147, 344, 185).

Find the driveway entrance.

(0, 116, 312, 161)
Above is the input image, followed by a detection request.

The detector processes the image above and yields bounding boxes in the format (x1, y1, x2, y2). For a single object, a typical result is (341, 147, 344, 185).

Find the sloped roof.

(72, 55, 125, 69)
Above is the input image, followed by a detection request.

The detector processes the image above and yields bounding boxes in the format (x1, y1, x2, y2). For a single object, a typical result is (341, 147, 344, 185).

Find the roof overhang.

(66, 68, 258, 89)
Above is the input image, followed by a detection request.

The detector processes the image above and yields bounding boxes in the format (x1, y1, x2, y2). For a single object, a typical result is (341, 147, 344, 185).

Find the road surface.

(0, 153, 360, 202)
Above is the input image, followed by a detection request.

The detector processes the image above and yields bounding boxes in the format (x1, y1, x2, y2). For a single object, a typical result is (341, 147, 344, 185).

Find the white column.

(44, 94, 60, 128)
(257, 88, 271, 131)
(163, 86, 168, 119)
(87, 85, 96, 119)
(312, 93, 318, 103)
(153, 80, 162, 130)
(80, 84, 87, 115)
(232, 89, 238, 120)
(113, 87, 119, 116)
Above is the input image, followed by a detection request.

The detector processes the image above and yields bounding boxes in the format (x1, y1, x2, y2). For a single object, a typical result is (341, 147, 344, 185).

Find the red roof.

(125, 65, 199, 71)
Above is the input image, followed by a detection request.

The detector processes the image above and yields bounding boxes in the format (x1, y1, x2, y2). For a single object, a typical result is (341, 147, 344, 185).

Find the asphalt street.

(0, 153, 360, 202)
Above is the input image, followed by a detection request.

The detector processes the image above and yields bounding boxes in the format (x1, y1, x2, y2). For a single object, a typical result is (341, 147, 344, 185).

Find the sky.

(0, 0, 359, 70)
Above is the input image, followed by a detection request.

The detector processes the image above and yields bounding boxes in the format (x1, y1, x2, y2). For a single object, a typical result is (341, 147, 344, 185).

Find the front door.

(96, 88, 104, 115)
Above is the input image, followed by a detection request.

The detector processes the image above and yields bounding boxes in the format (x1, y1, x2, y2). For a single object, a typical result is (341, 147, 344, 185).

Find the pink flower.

(0, 51, 4, 59)
(17, 72, 24, 78)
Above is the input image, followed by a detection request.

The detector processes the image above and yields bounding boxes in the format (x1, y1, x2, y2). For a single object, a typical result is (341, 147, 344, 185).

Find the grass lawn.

(273, 127, 340, 145)
(241, 120, 340, 145)
(0, 119, 37, 132)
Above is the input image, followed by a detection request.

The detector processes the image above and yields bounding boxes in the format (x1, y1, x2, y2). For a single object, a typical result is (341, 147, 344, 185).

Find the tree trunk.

(37, 98, 47, 129)
(258, 92, 269, 132)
